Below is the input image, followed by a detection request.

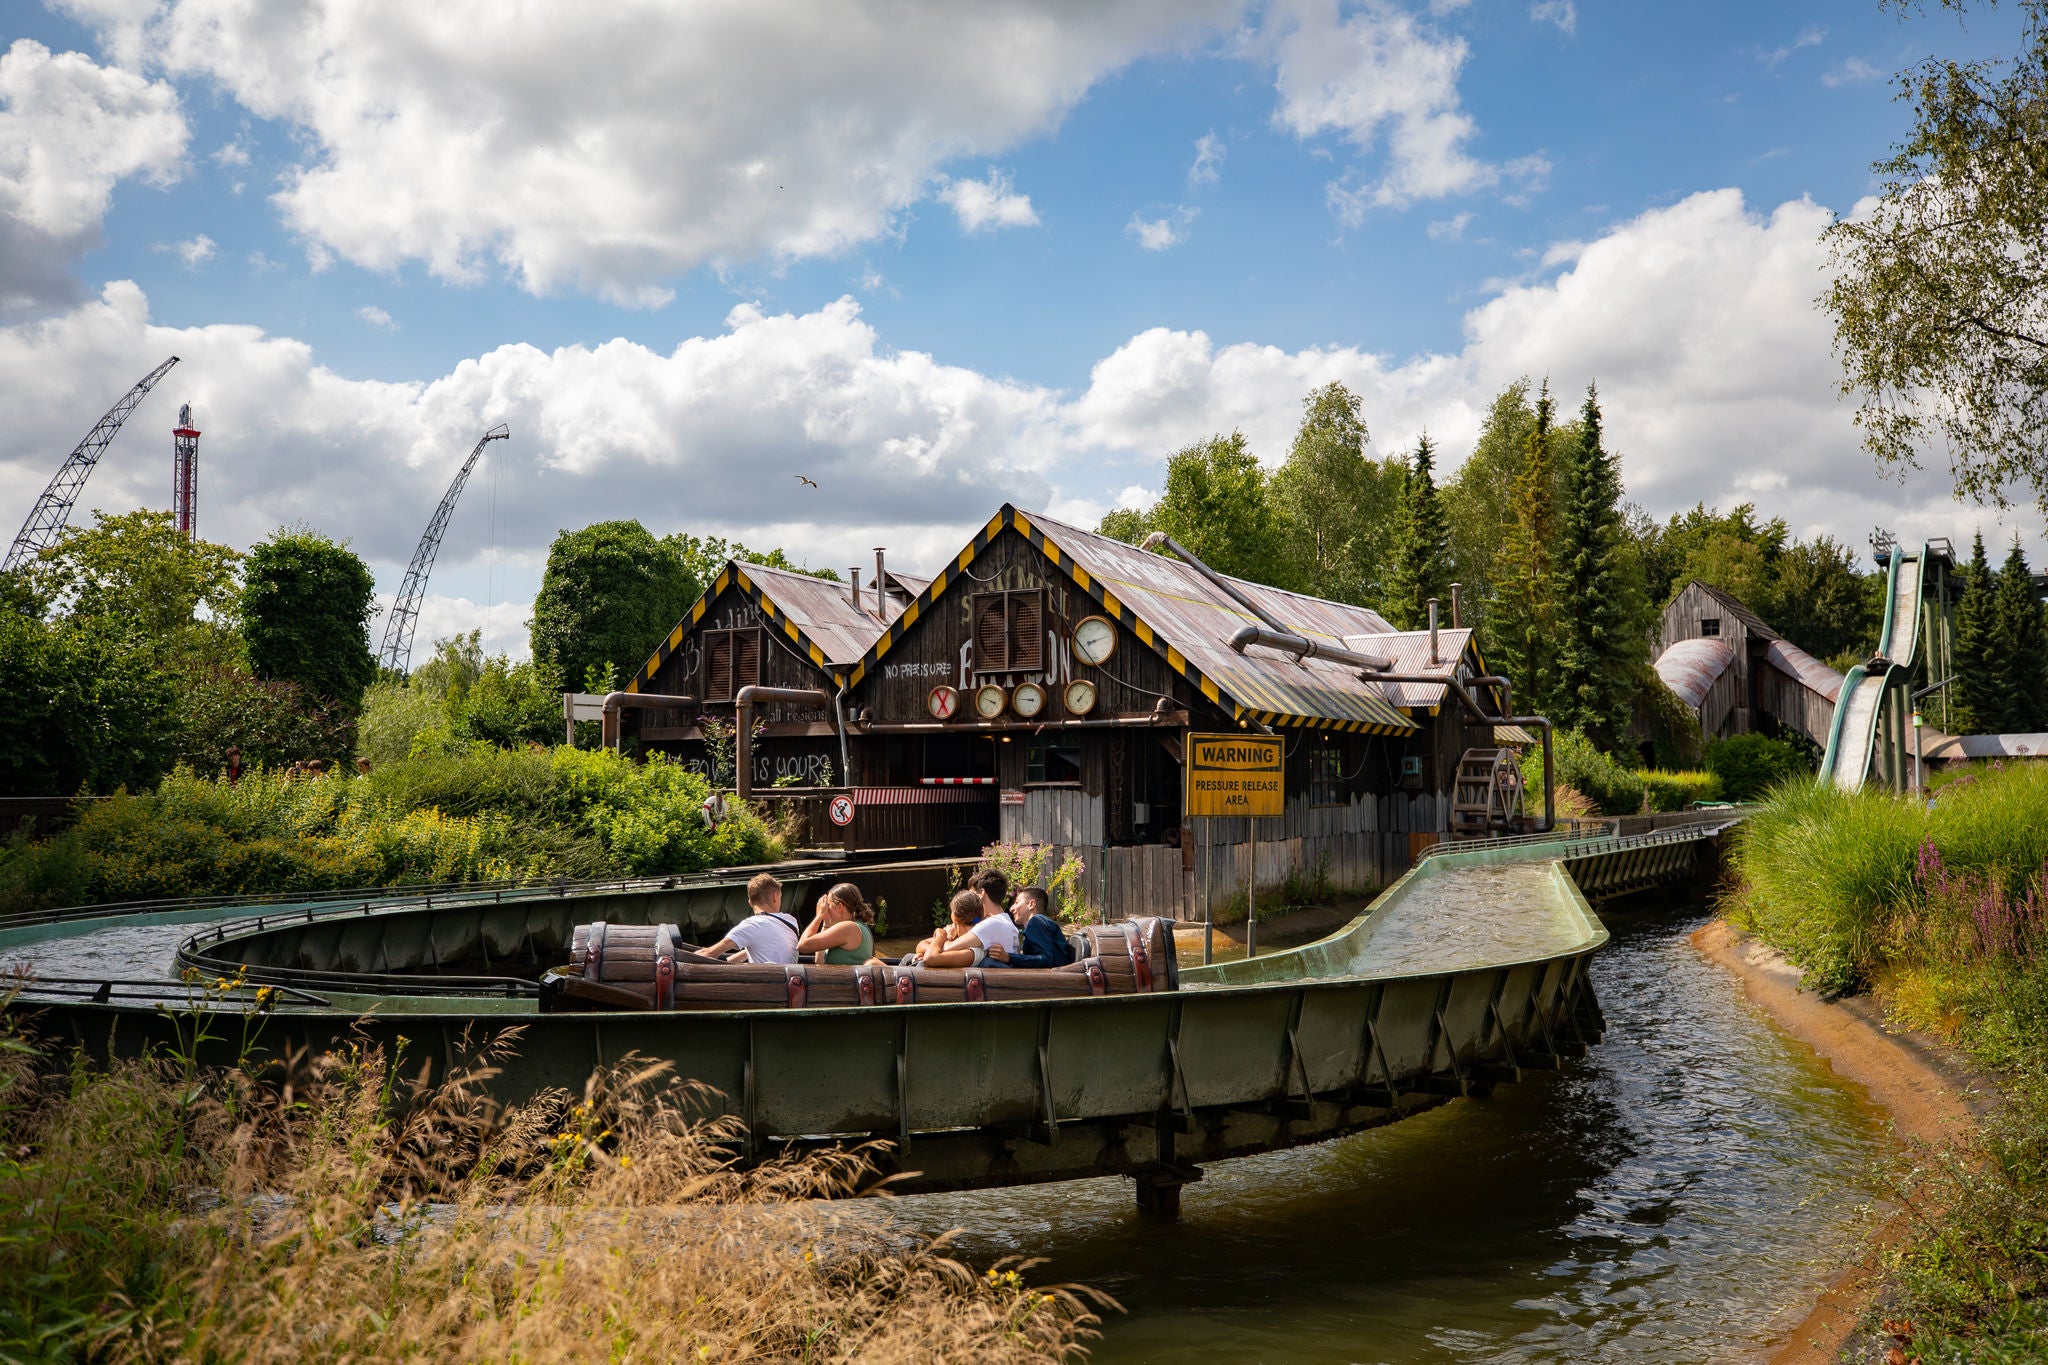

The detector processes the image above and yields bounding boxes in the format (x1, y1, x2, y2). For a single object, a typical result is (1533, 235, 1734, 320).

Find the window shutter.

(975, 594, 1010, 671)
(737, 629, 762, 691)
(1009, 591, 1044, 672)
(707, 632, 734, 701)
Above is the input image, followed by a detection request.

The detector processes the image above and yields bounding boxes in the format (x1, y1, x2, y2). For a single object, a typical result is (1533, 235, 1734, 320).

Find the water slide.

(1817, 544, 1933, 792)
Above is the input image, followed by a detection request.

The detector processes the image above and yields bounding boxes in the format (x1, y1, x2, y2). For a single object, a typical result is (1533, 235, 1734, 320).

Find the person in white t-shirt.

(698, 872, 800, 965)
(917, 869, 1020, 969)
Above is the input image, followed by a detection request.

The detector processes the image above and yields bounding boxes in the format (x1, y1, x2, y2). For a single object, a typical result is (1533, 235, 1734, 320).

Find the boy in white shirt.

(916, 869, 1020, 968)
(699, 872, 801, 964)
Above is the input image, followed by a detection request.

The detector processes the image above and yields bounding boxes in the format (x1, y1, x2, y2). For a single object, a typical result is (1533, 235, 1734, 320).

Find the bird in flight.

(795, 475, 818, 488)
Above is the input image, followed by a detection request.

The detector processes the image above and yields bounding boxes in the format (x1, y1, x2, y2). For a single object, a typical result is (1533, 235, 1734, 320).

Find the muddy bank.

(1691, 919, 1993, 1363)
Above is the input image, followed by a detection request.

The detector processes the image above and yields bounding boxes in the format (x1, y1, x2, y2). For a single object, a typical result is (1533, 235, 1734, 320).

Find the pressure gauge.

(974, 683, 1009, 719)
(1063, 678, 1098, 716)
(1072, 615, 1117, 666)
(926, 685, 960, 720)
(1012, 681, 1047, 718)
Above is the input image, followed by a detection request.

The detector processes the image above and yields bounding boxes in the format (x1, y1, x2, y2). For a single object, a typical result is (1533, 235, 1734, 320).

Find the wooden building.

(1654, 580, 1841, 747)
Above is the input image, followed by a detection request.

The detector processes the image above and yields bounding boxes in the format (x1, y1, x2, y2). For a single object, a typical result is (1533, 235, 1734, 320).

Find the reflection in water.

(882, 904, 1883, 1363)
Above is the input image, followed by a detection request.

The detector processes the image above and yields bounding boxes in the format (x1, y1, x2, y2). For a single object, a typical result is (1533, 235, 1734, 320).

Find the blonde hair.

(746, 873, 782, 911)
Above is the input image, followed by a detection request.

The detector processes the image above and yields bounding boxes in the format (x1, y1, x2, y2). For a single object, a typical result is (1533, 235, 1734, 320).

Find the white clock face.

(974, 683, 1009, 718)
(1063, 679, 1098, 715)
(926, 685, 959, 720)
(1072, 615, 1117, 665)
(1012, 681, 1046, 718)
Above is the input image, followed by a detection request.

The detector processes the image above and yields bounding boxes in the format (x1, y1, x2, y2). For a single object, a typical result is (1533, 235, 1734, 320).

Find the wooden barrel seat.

(540, 916, 1178, 1013)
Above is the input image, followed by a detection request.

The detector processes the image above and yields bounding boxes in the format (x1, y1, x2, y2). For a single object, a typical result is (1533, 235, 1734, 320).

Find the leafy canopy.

(240, 526, 378, 712)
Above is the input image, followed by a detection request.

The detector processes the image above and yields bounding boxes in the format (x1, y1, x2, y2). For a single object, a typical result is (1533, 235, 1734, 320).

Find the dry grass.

(0, 1013, 1106, 1362)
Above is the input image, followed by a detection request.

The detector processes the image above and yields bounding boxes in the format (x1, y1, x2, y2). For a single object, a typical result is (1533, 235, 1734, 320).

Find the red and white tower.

(172, 402, 200, 536)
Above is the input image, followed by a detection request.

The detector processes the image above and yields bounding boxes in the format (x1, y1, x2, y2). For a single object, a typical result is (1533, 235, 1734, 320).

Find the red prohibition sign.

(828, 794, 856, 827)
(927, 685, 959, 720)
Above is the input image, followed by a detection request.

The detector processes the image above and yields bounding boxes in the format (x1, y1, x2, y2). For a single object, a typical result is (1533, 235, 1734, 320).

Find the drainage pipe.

(1141, 531, 1306, 644)
(1226, 623, 1394, 673)
(599, 691, 700, 752)
(734, 686, 832, 800)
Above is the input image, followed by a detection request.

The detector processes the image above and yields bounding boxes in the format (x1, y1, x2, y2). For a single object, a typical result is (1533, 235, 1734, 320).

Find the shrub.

(978, 841, 1090, 923)
(1704, 732, 1811, 802)
(1523, 728, 1643, 815)
(1636, 769, 1724, 812)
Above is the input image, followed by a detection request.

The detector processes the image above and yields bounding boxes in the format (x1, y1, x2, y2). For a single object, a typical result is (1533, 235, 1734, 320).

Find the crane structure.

(377, 422, 510, 674)
(172, 403, 201, 536)
(5, 356, 181, 573)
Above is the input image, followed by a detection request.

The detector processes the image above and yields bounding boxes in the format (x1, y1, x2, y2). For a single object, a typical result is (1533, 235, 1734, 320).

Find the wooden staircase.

(1450, 747, 1523, 838)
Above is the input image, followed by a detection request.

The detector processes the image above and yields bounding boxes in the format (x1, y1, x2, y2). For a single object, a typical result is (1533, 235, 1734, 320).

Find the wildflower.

(619, 1155, 633, 1169)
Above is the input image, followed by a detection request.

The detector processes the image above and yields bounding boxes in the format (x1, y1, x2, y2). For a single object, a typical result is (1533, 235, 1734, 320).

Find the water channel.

(883, 896, 1888, 1363)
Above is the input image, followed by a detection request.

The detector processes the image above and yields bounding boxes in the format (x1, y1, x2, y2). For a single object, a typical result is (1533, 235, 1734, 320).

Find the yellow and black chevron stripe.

(844, 505, 1414, 736)
(626, 564, 845, 695)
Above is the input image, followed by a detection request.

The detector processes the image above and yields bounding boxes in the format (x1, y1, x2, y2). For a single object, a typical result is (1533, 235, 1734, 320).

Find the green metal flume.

(2, 825, 1732, 1203)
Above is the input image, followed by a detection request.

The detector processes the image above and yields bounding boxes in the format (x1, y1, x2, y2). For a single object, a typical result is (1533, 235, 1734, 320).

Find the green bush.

(1704, 732, 1810, 802)
(1523, 728, 1644, 815)
(1636, 769, 1724, 811)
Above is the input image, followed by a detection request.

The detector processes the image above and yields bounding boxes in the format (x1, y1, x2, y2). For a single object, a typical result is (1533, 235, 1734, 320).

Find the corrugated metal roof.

(1020, 509, 1419, 733)
(1654, 637, 1736, 708)
(1494, 724, 1536, 745)
(1924, 733, 2048, 760)
(739, 561, 897, 665)
(1335, 628, 1478, 709)
(1763, 638, 1844, 704)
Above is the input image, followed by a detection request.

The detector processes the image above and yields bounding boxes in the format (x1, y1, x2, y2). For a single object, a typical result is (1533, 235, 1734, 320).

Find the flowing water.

(883, 899, 1887, 1363)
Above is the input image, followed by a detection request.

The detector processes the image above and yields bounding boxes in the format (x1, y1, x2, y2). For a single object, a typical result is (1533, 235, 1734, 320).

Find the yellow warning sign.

(1185, 732, 1285, 817)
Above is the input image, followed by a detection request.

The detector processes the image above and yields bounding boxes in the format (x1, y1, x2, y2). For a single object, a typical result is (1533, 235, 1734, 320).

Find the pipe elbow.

(1228, 624, 1260, 654)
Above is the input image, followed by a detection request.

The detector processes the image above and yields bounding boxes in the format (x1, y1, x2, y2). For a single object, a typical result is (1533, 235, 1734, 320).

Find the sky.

(0, 0, 2037, 662)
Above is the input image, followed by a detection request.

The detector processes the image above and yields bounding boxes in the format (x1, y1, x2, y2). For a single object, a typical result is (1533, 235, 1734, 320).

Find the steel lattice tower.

(172, 403, 201, 536)
(378, 423, 510, 673)
(4, 356, 180, 572)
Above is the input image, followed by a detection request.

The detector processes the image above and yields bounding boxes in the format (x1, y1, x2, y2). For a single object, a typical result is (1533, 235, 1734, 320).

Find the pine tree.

(1950, 531, 2000, 733)
(1550, 383, 1637, 751)
(1990, 536, 2048, 733)
(1483, 384, 1559, 713)
(1380, 433, 1452, 629)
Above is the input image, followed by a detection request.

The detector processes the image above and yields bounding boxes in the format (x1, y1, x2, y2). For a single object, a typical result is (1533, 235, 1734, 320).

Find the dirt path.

(1691, 920, 1993, 1363)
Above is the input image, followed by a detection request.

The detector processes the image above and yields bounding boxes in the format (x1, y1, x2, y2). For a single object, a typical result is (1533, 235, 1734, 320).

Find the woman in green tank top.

(796, 881, 876, 965)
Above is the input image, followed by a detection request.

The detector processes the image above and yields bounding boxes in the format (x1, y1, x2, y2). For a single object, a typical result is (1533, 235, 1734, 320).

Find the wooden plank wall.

(998, 786, 1104, 846)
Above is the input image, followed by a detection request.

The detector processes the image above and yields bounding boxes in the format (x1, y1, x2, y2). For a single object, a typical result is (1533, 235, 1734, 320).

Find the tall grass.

(0, 1003, 1103, 1362)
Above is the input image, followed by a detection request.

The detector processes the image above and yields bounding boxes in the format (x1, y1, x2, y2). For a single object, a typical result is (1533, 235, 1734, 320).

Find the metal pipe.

(734, 686, 831, 800)
(1141, 531, 1300, 640)
(599, 691, 700, 752)
(849, 568, 861, 614)
(1449, 583, 1462, 629)
(1428, 598, 1439, 665)
(832, 684, 853, 788)
(874, 547, 887, 619)
(1227, 623, 1393, 673)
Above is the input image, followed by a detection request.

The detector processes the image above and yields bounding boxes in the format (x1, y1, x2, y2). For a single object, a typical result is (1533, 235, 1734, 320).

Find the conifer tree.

(1990, 536, 2048, 733)
(1381, 433, 1451, 629)
(1950, 531, 2000, 734)
(1483, 384, 1558, 712)
(1550, 384, 1637, 751)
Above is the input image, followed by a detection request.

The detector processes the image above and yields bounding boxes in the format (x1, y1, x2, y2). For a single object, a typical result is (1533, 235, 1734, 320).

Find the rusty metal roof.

(1335, 628, 1478, 710)
(1923, 732, 2048, 760)
(627, 559, 911, 692)
(1017, 509, 1418, 734)
(1494, 724, 1536, 745)
(1762, 638, 1844, 704)
(1654, 637, 1736, 708)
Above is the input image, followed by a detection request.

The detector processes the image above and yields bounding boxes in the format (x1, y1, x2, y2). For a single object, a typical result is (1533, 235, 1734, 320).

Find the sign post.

(1185, 733, 1285, 964)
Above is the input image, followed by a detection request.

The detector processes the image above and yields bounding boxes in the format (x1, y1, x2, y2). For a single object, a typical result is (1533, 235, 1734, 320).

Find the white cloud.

(1822, 56, 1882, 87)
(211, 140, 248, 168)
(1262, 0, 1496, 215)
(1529, 1, 1576, 36)
(1427, 211, 1472, 240)
(1761, 26, 1826, 70)
(1126, 206, 1197, 250)
(938, 168, 1040, 233)
(63, 1, 1237, 305)
(1188, 132, 1225, 187)
(357, 304, 395, 330)
(155, 232, 214, 267)
(0, 38, 187, 315)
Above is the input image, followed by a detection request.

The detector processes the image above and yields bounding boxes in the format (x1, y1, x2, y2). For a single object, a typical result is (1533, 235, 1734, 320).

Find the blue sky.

(0, 1, 2034, 658)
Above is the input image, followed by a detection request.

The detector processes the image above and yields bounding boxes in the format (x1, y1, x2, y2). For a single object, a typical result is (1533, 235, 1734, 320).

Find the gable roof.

(846, 505, 1419, 735)
(1679, 579, 1779, 642)
(626, 560, 900, 693)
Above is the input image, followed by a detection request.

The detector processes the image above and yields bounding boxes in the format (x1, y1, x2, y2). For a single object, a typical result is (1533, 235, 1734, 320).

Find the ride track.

(1, 820, 1737, 1211)
(1818, 540, 1955, 793)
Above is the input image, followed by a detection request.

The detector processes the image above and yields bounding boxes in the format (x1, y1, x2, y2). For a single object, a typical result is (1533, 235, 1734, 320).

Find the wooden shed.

(1655, 580, 1842, 747)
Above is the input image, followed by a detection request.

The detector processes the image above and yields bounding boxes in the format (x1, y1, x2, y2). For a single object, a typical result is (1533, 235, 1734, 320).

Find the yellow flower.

(619, 1155, 633, 1169)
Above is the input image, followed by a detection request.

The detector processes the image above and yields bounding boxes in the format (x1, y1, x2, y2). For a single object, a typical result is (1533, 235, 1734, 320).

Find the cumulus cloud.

(0, 38, 187, 315)
(1427, 211, 1472, 240)
(1262, 0, 1495, 214)
(357, 304, 395, 329)
(1822, 56, 1882, 87)
(156, 232, 213, 267)
(938, 168, 1040, 232)
(1126, 206, 1197, 250)
(1529, 1, 1576, 35)
(61, 0, 1237, 305)
(1188, 132, 1224, 187)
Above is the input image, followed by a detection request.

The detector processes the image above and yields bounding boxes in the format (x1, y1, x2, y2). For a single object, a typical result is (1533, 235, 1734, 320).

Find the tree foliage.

(1442, 380, 1577, 625)
(17, 508, 242, 658)
(530, 521, 700, 692)
(1269, 382, 1404, 604)
(1952, 531, 2003, 732)
(1550, 386, 1641, 749)
(1381, 434, 1452, 629)
(240, 527, 378, 714)
(1988, 536, 2048, 732)
(1823, 3, 2048, 506)
(1484, 384, 1561, 713)
(0, 612, 180, 796)
(1134, 432, 1301, 590)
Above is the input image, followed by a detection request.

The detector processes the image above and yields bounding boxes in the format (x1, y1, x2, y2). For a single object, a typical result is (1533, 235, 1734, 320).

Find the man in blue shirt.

(986, 886, 1074, 969)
